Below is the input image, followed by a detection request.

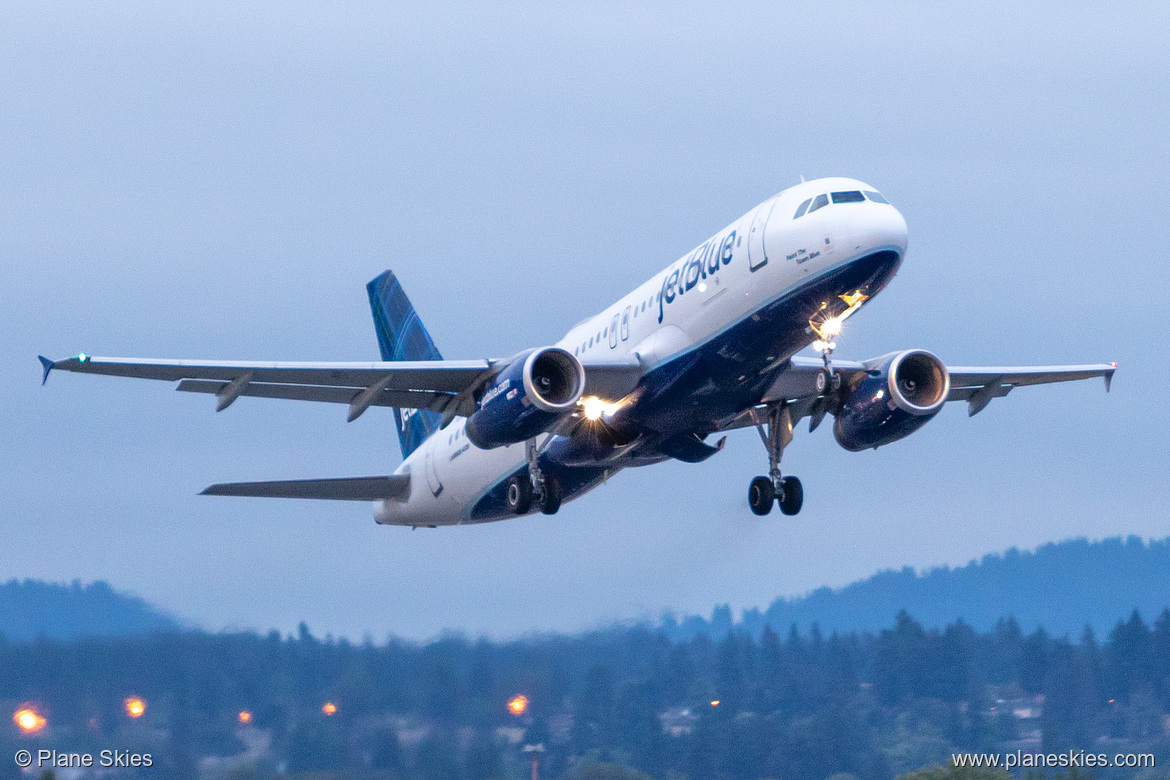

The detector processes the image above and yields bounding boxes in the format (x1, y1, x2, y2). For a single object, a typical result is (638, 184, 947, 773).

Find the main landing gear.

(748, 403, 803, 516)
(506, 439, 563, 515)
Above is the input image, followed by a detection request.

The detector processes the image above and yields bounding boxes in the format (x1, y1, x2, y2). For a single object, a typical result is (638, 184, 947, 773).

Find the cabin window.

(831, 190, 865, 203)
(807, 193, 829, 214)
(793, 198, 812, 218)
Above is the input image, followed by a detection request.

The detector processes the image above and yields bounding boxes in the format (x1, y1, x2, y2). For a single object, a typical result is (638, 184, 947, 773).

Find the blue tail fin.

(367, 271, 443, 458)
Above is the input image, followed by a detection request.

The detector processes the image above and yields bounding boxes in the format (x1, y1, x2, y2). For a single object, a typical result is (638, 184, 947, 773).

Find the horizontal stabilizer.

(201, 474, 409, 501)
(38, 355, 55, 384)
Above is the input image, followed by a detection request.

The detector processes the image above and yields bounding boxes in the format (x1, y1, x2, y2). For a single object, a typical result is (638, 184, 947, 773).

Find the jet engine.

(464, 347, 586, 448)
(833, 349, 950, 451)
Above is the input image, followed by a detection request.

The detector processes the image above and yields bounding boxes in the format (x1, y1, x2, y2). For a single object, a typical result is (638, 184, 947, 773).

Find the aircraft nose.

(847, 202, 908, 257)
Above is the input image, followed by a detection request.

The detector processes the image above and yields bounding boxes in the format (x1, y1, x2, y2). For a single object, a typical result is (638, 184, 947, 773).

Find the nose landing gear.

(747, 403, 804, 516)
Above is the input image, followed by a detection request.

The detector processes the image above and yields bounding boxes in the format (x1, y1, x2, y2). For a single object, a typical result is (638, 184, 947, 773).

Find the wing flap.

(201, 475, 410, 500)
(579, 354, 644, 399)
(175, 379, 451, 412)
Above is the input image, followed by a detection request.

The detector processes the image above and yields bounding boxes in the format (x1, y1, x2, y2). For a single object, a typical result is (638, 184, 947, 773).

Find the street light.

(13, 706, 47, 734)
(522, 743, 545, 780)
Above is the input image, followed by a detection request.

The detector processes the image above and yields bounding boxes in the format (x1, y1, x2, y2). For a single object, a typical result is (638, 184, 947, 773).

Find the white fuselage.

(376, 177, 908, 526)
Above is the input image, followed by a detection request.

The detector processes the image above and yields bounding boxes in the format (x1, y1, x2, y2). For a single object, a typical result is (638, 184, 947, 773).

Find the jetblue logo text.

(658, 230, 736, 323)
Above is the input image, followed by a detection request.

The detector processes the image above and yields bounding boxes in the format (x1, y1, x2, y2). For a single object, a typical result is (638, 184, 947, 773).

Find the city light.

(13, 707, 46, 734)
(238, 711, 253, 725)
(321, 702, 338, 716)
(507, 695, 529, 716)
(124, 697, 146, 719)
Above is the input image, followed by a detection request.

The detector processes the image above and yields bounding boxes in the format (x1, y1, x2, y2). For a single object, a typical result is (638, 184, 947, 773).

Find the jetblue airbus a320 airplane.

(41, 177, 1115, 526)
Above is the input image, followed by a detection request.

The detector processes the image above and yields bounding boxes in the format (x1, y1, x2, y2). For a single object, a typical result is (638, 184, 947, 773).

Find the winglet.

(38, 355, 55, 385)
(1105, 361, 1117, 392)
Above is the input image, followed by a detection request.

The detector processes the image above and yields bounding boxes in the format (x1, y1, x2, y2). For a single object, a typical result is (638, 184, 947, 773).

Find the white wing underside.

(41, 351, 1113, 497)
(40, 353, 644, 421)
(42, 352, 1113, 427)
(714, 355, 1115, 433)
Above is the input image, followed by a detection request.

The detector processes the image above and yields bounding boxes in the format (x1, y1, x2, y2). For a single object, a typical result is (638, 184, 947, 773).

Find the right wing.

(40, 354, 494, 421)
(38, 352, 643, 422)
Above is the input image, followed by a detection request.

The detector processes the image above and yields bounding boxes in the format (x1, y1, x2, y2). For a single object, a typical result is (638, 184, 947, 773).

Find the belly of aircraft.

(381, 248, 901, 527)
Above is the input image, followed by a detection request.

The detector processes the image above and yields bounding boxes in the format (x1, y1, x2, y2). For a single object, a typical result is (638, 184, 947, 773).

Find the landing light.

(322, 702, 338, 716)
(124, 697, 146, 718)
(809, 290, 869, 341)
(508, 695, 529, 716)
(581, 396, 619, 421)
(238, 711, 253, 725)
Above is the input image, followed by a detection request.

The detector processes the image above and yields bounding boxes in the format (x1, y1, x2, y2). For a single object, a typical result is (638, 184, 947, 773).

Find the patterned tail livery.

(366, 271, 443, 458)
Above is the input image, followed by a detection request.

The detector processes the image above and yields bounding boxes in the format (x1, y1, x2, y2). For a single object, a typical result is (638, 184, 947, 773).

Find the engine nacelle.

(833, 349, 950, 451)
(465, 347, 586, 449)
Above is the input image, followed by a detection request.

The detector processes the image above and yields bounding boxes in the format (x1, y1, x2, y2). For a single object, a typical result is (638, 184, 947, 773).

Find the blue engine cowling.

(464, 347, 586, 449)
(833, 349, 950, 451)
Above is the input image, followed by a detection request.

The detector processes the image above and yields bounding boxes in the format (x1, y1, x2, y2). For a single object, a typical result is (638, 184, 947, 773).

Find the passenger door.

(424, 448, 443, 497)
(747, 197, 778, 271)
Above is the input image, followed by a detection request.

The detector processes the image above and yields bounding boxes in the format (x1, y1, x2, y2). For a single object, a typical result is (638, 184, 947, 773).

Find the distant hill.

(665, 536, 1170, 640)
(0, 579, 180, 641)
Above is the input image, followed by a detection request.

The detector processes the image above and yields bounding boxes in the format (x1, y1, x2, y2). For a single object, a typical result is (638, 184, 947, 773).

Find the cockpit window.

(793, 198, 812, 219)
(831, 190, 865, 203)
(864, 190, 889, 204)
(807, 193, 829, 214)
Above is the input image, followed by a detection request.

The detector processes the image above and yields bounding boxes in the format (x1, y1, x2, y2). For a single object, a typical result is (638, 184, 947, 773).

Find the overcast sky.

(2, 1, 1166, 640)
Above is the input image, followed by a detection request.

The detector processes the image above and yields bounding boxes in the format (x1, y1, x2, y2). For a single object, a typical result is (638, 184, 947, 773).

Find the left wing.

(715, 355, 1116, 433)
(38, 352, 644, 422)
(944, 364, 1115, 415)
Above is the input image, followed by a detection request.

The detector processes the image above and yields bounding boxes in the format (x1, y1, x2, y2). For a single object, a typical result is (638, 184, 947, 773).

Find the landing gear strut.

(748, 403, 803, 516)
(506, 438, 563, 516)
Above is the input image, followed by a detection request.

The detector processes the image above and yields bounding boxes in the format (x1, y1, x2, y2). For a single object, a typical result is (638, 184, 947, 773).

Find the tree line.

(3, 609, 1170, 780)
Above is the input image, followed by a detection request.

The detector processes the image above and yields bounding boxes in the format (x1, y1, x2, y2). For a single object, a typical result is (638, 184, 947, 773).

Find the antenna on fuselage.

(799, 175, 806, 183)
